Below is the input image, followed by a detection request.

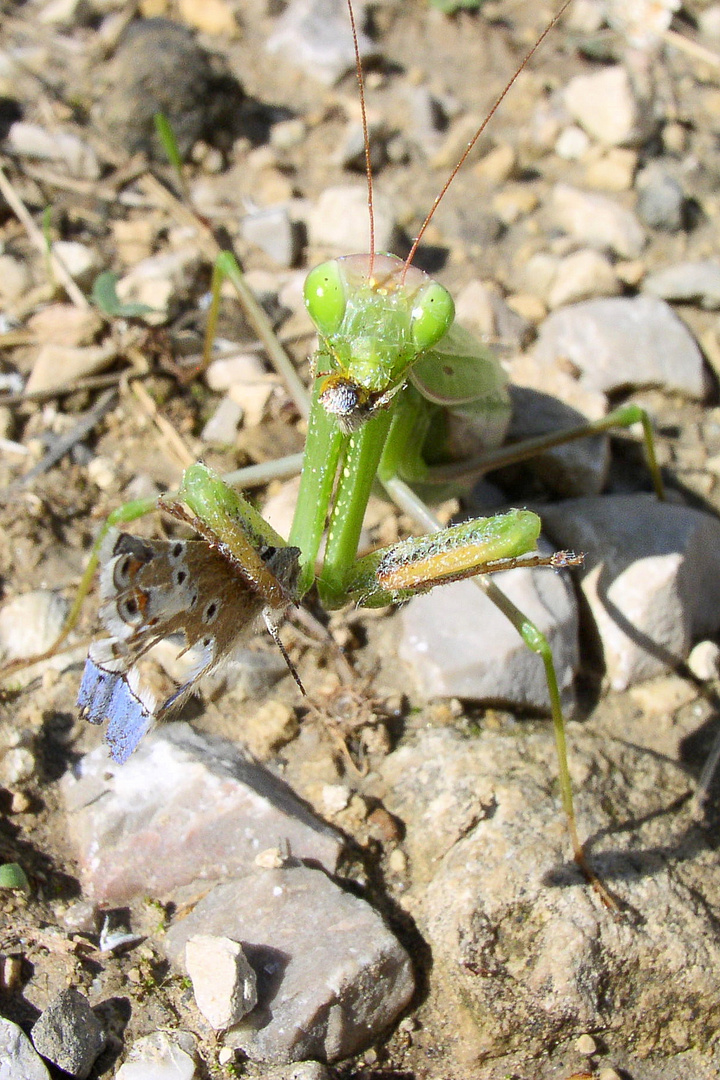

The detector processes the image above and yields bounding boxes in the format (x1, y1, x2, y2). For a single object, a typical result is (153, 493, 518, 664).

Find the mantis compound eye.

(410, 280, 455, 352)
(304, 260, 347, 337)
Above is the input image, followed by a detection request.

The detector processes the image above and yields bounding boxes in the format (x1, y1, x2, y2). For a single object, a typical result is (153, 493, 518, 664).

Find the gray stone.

(266, 0, 374, 86)
(114, 1031, 197, 1080)
(636, 164, 685, 231)
(264, 1064, 332, 1080)
(398, 548, 580, 711)
(643, 260, 720, 310)
(61, 724, 344, 903)
(540, 495, 720, 690)
(379, 723, 720, 1061)
(548, 183, 646, 259)
(506, 379, 610, 497)
(0, 1016, 50, 1080)
(30, 988, 106, 1080)
(242, 207, 300, 268)
(533, 295, 706, 398)
(164, 865, 415, 1063)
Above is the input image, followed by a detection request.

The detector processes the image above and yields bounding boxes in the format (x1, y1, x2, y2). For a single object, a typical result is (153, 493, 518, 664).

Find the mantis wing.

(410, 321, 512, 452)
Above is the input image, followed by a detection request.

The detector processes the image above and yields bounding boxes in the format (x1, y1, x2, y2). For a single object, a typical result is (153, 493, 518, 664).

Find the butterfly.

(77, 490, 302, 764)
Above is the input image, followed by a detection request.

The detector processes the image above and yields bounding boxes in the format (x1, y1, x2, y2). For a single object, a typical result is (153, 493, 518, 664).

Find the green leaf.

(154, 112, 184, 183)
(429, 0, 482, 13)
(91, 272, 156, 318)
(0, 862, 29, 890)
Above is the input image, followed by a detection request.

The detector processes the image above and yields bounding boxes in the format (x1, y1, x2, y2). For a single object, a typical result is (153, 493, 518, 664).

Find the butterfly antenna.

(403, 0, 574, 280)
(346, 0, 375, 275)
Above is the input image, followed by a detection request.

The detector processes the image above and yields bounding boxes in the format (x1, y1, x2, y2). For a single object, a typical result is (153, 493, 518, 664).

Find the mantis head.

(304, 252, 454, 432)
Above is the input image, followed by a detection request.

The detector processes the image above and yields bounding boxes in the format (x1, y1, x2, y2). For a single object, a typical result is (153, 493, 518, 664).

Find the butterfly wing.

(78, 530, 291, 762)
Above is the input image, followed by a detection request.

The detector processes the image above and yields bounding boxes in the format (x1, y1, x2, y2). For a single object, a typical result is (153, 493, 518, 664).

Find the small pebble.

(241, 206, 299, 268)
(687, 640, 720, 681)
(575, 1032, 597, 1055)
(1, 954, 23, 990)
(87, 455, 117, 491)
(387, 848, 407, 875)
(555, 124, 590, 160)
(0, 254, 32, 302)
(321, 783, 351, 814)
(1, 748, 36, 785)
(636, 164, 685, 231)
(10, 790, 31, 813)
(201, 396, 243, 445)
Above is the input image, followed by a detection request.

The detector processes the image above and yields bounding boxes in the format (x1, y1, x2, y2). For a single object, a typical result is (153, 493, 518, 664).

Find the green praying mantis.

(3, 0, 666, 898)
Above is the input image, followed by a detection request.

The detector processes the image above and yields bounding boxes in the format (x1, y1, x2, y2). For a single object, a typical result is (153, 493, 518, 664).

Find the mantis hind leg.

(378, 474, 617, 908)
(428, 402, 665, 502)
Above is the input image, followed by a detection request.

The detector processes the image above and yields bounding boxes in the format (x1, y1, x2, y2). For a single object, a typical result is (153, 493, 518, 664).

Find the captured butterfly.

(78, 465, 302, 763)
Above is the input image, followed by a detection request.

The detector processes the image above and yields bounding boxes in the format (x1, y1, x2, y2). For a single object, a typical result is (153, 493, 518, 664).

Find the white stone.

(26, 343, 118, 394)
(61, 724, 344, 903)
(266, 0, 375, 85)
(7, 121, 100, 178)
(541, 495, 720, 690)
(51, 241, 98, 286)
(115, 1030, 197, 1080)
(687, 640, 720, 682)
(0, 253, 32, 302)
(555, 124, 590, 160)
(564, 65, 654, 146)
(307, 186, 397, 255)
(0, 1016, 50, 1080)
(0, 590, 68, 665)
(185, 935, 257, 1029)
(200, 396, 243, 445)
(205, 352, 266, 391)
(547, 249, 621, 308)
(548, 184, 646, 259)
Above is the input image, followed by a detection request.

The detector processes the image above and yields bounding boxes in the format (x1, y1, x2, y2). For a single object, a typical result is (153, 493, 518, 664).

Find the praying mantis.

(3, 0, 666, 896)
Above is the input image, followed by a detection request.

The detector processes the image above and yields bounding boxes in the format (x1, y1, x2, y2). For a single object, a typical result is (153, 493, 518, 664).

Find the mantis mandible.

(4, 0, 665, 900)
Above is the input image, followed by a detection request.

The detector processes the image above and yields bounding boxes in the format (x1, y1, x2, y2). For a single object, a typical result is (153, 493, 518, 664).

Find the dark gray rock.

(30, 988, 106, 1079)
(95, 19, 241, 158)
